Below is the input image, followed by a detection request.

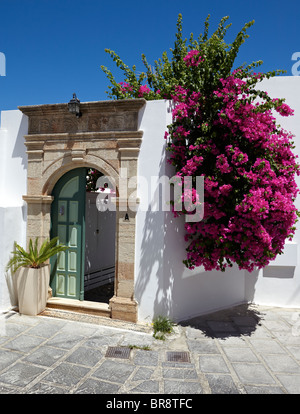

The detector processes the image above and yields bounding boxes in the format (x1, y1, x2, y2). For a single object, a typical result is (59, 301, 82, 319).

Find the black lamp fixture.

(68, 93, 82, 118)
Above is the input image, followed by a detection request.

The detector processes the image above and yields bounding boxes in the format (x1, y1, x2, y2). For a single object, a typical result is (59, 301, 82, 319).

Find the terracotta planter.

(13, 264, 50, 316)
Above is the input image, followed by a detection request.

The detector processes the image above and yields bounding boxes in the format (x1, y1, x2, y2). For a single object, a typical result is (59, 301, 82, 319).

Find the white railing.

(84, 265, 115, 291)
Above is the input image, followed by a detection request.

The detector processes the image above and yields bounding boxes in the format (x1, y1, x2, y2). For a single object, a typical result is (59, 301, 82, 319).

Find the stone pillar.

(22, 196, 53, 247)
(109, 143, 141, 323)
(23, 140, 54, 248)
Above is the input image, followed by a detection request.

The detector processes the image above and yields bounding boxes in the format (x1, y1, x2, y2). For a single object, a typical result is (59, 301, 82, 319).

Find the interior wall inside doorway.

(84, 173, 116, 303)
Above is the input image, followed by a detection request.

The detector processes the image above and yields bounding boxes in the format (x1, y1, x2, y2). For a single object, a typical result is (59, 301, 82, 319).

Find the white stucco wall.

(0, 110, 28, 310)
(136, 77, 300, 322)
(245, 76, 300, 309)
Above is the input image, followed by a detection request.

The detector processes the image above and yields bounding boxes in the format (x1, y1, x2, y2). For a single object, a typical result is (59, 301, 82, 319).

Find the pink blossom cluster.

(273, 99, 295, 117)
(138, 84, 151, 97)
(119, 82, 152, 98)
(119, 82, 133, 94)
(167, 64, 299, 272)
(183, 50, 204, 67)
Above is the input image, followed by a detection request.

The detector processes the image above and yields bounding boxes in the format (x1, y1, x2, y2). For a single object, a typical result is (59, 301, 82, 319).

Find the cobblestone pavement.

(0, 304, 300, 395)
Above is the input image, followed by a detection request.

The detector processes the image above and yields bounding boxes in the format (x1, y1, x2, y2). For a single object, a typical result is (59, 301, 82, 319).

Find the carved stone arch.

(20, 98, 146, 323)
(42, 154, 120, 196)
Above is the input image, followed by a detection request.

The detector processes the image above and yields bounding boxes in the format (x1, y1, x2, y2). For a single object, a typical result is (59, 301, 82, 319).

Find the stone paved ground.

(0, 303, 300, 395)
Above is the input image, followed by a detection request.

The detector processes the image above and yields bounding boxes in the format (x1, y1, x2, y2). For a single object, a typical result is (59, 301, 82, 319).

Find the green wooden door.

(50, 168, 86, 300)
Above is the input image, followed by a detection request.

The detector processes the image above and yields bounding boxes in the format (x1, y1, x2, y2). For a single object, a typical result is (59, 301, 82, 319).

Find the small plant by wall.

(101, 14, 300, 273)
(152, 315, 175, 340)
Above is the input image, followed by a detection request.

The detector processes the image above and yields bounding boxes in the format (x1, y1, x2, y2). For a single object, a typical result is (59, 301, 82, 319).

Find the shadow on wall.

(135, 206, 261, 323)
(263, 266, 296, 279)
(245, 269, 259, 303)
(135, 205, 196, 320)
(135, 208, 266, 338)
(12, 113, 28, 169)
(136, 207, 205, 320)
(135, 205, 264, 336)
(134, 141, 182, 319)
(134, 209, 176, 319)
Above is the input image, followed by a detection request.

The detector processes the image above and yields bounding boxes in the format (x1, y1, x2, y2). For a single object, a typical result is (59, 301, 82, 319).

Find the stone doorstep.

(42, 297, 152, 333)
(46, 297, 110, 318)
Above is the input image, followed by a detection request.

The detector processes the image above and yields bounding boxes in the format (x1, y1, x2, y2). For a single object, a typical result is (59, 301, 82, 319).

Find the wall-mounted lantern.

(68, 93, 82, 118)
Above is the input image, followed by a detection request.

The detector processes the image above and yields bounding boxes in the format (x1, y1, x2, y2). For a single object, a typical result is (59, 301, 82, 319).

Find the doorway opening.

(50, 167, 116, 305)
(84, 168, 116, 304)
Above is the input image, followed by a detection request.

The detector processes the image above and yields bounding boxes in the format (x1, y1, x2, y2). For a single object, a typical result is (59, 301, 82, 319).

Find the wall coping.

(18, 98, 146, 116)
(18, 98, 147, 135)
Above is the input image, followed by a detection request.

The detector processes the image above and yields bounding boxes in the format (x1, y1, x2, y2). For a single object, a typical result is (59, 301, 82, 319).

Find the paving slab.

(162, 367, 198, 380)
(223, 347, 259, 363)
(276, 374, 300, 394)
(131, 367, 154, 381)
(75, 378, 120, 394)
(261, 354, 300, 373)
(129, 380, 160, 393)
(23, 346, 67, 367)
(232, 362, 277, 385)
(187, 338, 220, 354)
(199, 355, 230, 373)
(65, 346, 104, 367)
(95, 360, 134, 384)
(206, 374, 240, 394)
(42, 363, 90, 388)
(248, 338, 286, 354)
(163, 379, 203, 394)
(133, 350, 159, 366)
(0, 304, 300, 395)
(244, 385, 285, 394)
(0, 362, 46, 388)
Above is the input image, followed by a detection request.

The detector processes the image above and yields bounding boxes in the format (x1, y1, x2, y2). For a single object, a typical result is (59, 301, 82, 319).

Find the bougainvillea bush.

(101, 14, 300, 272)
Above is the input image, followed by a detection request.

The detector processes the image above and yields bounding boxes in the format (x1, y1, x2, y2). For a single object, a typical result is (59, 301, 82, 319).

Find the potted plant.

(6, 237, 68, 316)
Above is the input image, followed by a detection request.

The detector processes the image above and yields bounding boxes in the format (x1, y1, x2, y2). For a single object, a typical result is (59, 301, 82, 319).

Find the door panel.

(50, 168, 86, 300)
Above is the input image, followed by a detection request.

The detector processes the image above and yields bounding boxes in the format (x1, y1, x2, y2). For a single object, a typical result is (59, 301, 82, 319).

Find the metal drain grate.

(166, 351, 190, 363)
(105, 346, 131, 359)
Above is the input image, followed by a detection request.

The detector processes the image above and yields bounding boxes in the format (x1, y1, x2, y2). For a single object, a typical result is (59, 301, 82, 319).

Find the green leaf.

(6, 237, 69, 273)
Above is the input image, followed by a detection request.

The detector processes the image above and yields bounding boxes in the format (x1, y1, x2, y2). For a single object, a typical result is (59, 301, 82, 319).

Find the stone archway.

(19, 98, 146, 323)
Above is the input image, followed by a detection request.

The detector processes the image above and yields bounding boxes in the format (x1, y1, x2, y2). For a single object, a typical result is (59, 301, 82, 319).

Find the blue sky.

(0, 0, 299, 112)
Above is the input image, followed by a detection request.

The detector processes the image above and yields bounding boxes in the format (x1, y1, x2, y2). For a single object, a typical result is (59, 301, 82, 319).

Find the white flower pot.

(13, 264, 50, 316)
(5, 271, 18, 308)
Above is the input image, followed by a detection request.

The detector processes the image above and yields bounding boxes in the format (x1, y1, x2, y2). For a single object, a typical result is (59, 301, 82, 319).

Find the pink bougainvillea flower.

(138, 84, 151, 97)
(119, 82, 133, 94)
(183, 50, 204, 67)
(167, 70, 299, 272)
(275, 102, 294, 117)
